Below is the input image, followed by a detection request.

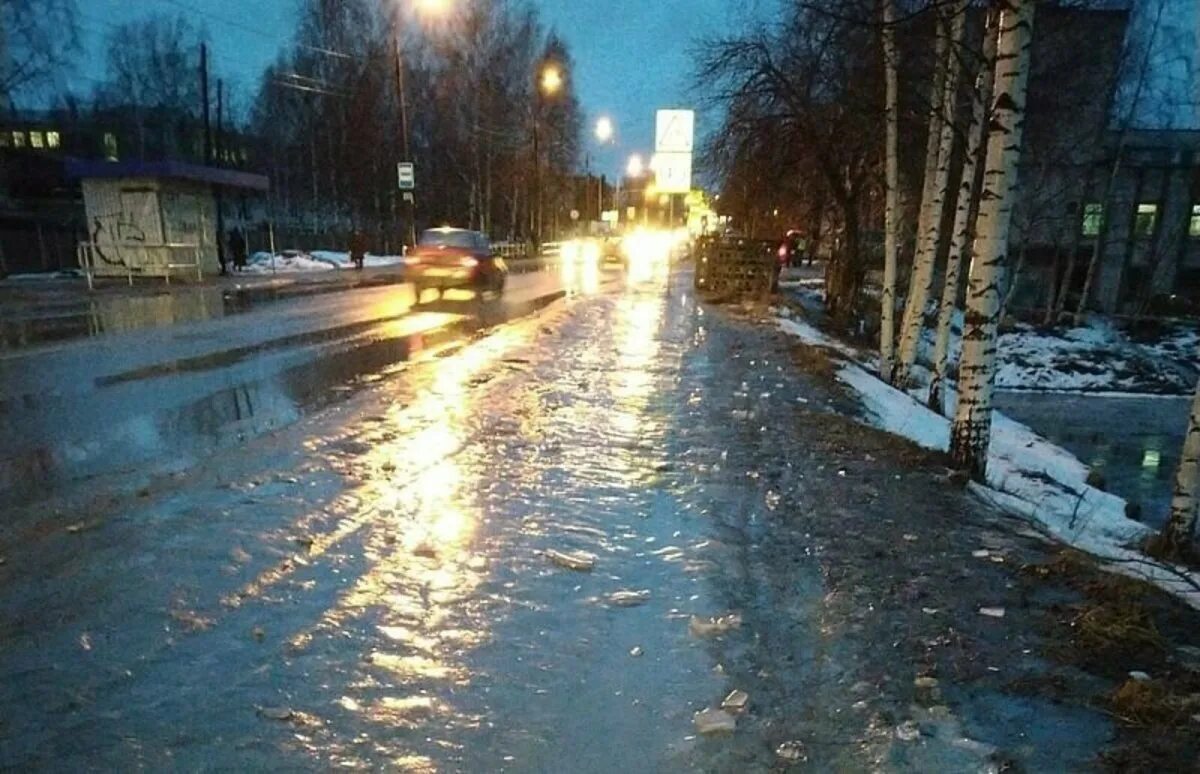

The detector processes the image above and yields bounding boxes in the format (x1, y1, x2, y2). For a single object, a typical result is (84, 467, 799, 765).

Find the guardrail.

(77, 241, 204, 291)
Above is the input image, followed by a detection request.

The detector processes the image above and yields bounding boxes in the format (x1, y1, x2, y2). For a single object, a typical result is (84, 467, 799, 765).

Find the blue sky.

(72, 0, 1200, 166)
(75, 0, 752, 175)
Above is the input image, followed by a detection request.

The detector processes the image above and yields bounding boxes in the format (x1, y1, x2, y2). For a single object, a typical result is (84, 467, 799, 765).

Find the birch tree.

(879, 0, 900, 379)
(1159, 377, 1200, 555)
(893, 2, 966, 388)
(928, 10, 997, 414)
(950, 0, 1035, 478)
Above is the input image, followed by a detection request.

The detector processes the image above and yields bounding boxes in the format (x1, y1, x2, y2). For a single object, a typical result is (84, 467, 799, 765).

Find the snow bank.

(243, 251, 405, 274)
(778, 315, 1200, 609)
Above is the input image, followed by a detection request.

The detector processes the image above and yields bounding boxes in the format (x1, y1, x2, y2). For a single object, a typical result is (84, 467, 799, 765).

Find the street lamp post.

(593, 116, 614, 221)
(533, 63, 562, 247)
(625, 154, 644, 226)
(391, 0, 451, 248)
(391, 32, 416, 248)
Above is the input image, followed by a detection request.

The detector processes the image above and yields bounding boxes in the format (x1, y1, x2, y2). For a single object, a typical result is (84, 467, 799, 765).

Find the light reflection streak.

(225, 320, 537, 760)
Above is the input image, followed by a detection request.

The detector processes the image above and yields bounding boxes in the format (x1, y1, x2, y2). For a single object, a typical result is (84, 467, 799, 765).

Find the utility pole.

(200, 43, 211, 164)
(392, 21, 417, 248)
(532, 108, 541, 246)
(215, 78, 226, 273)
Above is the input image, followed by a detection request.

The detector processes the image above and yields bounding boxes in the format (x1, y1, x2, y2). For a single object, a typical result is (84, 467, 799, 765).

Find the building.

(0, 110, 259, 277)
(998, 2, 1200, 316)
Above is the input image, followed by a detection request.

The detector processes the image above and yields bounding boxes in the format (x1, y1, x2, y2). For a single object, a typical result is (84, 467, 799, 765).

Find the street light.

(540, 64, 563, 96)
(533, 63, 564, 244)
(414, 0, 450, 13)
(595, 116, 614, 143)
(627, 154, 644, 178)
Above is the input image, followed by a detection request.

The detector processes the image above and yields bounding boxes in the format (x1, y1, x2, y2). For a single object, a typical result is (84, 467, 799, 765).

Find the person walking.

(349, 231, 368, 271)
(228, 228, 248, 273)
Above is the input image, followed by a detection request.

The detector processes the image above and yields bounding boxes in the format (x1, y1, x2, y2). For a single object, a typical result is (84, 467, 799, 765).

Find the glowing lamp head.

(540, 65, 563, 96)
(595, 116, 614, 143)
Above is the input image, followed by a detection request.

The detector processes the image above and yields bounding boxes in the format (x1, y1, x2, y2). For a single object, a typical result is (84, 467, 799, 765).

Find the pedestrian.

(349, 231, 368, 271)
(228, 228, 248, 273)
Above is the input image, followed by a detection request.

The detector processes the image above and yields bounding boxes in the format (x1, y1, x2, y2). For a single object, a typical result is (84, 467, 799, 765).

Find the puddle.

(996, 392, 1189, 528)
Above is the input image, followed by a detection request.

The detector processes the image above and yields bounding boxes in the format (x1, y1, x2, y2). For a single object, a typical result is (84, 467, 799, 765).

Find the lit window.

(29, 131, 44, 149)
(103, 133, 118, 160)
(1190, 204, 1200, 238)
(1081, 203, 1103, 236)
(1135, 203, 1158, 237)
(46, 131, 60, 148)
(12, 131, 25, 148)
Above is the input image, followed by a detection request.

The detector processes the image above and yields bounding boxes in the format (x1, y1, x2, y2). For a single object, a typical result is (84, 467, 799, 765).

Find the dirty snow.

(783, 276, 1200, 394)
(779, 315, 1200, 610)
(244, 251, 405, 274)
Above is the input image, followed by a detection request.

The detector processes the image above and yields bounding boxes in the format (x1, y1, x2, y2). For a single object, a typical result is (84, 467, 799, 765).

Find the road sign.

(401, 192, 414, 203)
(652, 152, 692, 194)
(397, 162, 415, 191)
(655, 109, 695, 154)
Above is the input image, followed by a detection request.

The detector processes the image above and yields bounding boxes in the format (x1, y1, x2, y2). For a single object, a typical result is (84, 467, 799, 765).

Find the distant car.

(601, 235, 625, 267)
(406, 227, 507, 299)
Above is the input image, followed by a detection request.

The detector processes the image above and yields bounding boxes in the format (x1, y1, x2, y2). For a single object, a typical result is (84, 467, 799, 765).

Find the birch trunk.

(894, 3, 966, 388)
(928, 10, 997, 414)
(950, 0, 1036, 479)
(880, 0, 900, 379)
(1161, 376, 1200, 553)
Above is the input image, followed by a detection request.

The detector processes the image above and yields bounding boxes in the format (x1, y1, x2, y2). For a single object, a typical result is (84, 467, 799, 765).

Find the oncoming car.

(405, 227, 507, 300)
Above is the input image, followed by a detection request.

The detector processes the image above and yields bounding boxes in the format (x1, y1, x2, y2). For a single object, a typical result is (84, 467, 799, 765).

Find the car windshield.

(419, 230, 477, 249)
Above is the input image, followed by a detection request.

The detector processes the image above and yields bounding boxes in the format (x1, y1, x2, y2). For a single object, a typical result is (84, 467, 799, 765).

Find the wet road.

(0, 265, 1115, 771)
(0, 268, 569, 506)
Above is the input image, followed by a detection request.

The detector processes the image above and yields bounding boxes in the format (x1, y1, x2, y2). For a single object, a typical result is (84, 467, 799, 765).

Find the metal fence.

(77, 241, 203, 290)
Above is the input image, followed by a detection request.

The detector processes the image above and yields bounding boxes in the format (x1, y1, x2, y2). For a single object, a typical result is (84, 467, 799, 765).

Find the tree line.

(697, 0, 1199, 556)
(0, 0, 583, 248)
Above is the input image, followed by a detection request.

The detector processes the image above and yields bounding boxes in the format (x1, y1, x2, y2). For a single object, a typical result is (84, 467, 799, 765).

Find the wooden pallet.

(694, 237, 777, 298)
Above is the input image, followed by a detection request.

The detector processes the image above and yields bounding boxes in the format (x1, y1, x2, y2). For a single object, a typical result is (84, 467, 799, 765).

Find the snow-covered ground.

(784, 280, 1200, 394)
(778, 313, 1200, 610)
(244, 251, 405, 274)
(972, 316, 1197, 394)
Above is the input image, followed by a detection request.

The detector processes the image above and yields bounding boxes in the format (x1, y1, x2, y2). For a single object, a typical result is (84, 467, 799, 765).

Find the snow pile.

(779, 314, 1200, 609)
(310, 251, 405, 269)
(243, 251, 405, 274)
(244, 252, 337, 273)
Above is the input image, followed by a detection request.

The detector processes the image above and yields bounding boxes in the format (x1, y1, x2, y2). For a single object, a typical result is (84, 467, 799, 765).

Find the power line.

(151, 0, 358, 62)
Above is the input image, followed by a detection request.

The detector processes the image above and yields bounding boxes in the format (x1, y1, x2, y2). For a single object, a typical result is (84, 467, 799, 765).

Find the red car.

(406, 227, 508, 299)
